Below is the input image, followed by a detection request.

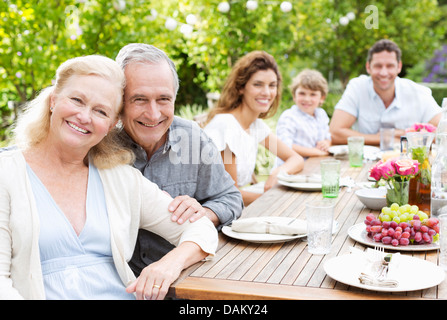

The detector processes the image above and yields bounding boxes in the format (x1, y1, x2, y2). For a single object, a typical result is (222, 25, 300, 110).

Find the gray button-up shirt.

(120, 116, 243, 227)
(120, 117, 243, 274)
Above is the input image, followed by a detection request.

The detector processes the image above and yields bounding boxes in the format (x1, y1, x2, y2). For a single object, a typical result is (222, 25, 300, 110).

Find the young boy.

(276, 69, 331, 162)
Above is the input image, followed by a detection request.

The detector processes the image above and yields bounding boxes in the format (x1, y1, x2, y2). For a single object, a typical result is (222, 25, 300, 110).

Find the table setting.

(222, 215, 339, 244)
(324, 246, 445, 292)
(276, 171, 355, 192)
(173, 151, 447, 300)
(328, 144, 381, 161)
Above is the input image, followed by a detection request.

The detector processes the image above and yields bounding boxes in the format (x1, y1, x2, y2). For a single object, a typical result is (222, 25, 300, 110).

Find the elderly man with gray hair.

(115, 43, 243, 276)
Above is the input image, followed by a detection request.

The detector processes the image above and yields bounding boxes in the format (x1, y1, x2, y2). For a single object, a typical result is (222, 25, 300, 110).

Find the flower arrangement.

(369, 158, 420, 206)
(405, 123, 437, 133)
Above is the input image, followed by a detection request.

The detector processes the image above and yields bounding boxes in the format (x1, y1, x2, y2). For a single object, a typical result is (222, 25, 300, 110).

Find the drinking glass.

(380, 127, 395, 151)
(306, 199, 335, 255)
(439, 214, 447, 271)
(320, 159, 340, 198)
(348, 136, 364, 167)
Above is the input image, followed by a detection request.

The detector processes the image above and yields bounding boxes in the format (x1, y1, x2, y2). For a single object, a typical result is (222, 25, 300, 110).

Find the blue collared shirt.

(334, 75, 441, 134)
(276, 105, 331, 148)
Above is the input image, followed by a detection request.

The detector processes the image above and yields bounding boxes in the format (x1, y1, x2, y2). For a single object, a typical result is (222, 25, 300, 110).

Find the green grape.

(418, 211, 429, 221)
(392, 216, 401, 223)
(390, 203, 400, 211)
(389, 210, 398, 218)
(381, 214, 391, 222)
(402, 204, 411, 212)
(381, 207, 392, 215)
(410, 205, 419, 214)
(399, 213, 409, 222)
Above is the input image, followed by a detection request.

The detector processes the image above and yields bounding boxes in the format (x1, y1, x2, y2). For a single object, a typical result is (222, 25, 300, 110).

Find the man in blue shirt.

(330, 39, 441, 145)
(115, 43, 243, 276)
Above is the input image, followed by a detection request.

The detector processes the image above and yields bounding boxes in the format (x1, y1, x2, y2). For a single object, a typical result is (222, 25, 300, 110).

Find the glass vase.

(386, 180, 410, 207)
(406, 132, 434, 213)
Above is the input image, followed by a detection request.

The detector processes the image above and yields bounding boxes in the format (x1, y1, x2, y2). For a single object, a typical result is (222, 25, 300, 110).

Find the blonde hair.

(205, 51, 282, 125)
(12, 55, 134, 169)
(290, 69, 328, 98)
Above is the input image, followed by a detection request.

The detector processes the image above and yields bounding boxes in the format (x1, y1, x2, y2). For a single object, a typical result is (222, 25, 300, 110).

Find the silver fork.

(374, 246, 390, 280)
(373, 246, 384, 261)
(372, 246, 384, 274)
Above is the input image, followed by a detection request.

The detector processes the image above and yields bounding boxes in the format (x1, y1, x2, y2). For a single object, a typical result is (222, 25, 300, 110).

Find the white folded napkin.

(332, 146, 349, 159)
(277, 171, 321, 183)
(231, 217, 307, 236)
(350, 247, 399, 288)
(358, 273, 399, 288)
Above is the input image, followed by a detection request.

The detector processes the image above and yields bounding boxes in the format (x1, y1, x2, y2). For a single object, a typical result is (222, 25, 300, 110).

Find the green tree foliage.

(0, 0, 444, 141)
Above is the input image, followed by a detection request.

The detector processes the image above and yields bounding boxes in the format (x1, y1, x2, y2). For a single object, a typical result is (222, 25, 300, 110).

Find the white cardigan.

(0, 149, 217, 300)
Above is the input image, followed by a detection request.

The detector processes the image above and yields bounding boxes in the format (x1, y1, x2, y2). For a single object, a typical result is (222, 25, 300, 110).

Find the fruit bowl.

(363, 205, 439, 247)
(355, 188, 387, 210)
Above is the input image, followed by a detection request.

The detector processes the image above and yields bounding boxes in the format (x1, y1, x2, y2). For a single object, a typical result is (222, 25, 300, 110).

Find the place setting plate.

(277, 180, 322, 191)
(328, 145, 381, 160)
(222, 216, 339, 243)
(324, 249, 445, 292)
(348, 223, 440, 251)
(277, 172, 322, 191)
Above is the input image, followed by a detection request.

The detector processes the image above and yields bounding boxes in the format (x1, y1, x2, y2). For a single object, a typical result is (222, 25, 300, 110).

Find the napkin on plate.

(331, 146, 349, 159)
(277, 171, 321, 183)
(231, 218, 307, 236)
(350, 247, 399, 288)
(358, 273, 399, 288)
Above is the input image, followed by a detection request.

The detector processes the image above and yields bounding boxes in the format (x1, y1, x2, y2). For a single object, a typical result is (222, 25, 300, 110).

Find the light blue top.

(26, 163, 135, 300)
(334, 75, 440, 134)
(276, 105, 331, 164)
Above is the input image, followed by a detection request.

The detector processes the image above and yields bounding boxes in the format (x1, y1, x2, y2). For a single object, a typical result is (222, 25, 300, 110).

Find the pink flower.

(378, 160, 396, 179)
(369, 157, 420, 182)
(369, 161, 383, 181)
(406, 123, 437, 133)
(394, 158, 419, 176)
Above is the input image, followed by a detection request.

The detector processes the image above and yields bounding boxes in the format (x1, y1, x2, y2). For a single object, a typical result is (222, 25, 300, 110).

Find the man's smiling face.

(366, 50, 402, 95)
(122, 61, 176, 155)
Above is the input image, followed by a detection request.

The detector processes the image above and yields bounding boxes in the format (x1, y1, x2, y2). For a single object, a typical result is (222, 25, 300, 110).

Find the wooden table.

(171, 156, 447, 300)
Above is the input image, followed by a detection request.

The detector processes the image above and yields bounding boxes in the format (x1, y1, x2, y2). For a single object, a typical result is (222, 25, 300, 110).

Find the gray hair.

(115, 43, 179, 96)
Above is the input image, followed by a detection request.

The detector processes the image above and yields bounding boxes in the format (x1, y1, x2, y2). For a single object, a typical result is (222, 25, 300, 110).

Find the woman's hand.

(125, 242, 208, 300)
(126, 259, 181, 300)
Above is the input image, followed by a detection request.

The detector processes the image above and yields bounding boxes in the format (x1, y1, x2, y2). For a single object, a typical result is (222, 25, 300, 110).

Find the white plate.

(328, 145, 381, 160)
(278, 180, 321, 191)
(348, 223, 440, 251)
(222, 217, 339, 243)
(324, 253, 445, 292)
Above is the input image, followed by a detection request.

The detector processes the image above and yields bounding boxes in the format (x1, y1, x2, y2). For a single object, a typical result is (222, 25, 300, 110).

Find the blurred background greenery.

(1, 0, 447, 174)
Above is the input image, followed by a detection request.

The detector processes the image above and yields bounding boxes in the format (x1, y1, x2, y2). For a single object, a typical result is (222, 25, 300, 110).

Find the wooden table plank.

(174, 277, 428, 300)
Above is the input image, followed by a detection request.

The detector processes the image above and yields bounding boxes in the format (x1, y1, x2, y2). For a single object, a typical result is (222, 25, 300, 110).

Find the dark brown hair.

(367, 39, 402, 63)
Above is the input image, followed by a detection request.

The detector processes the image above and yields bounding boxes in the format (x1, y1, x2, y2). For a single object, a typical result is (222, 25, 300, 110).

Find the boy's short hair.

(367, 39, 401, 63)
(290, 69, 328, 97)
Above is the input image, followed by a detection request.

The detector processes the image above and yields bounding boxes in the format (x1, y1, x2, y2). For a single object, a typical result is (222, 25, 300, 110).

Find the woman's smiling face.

(49, 74, 120, 151)
(239, 69, 278, 116)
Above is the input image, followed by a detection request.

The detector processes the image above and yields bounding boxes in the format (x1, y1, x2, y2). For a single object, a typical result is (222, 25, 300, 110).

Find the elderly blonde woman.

(0, 55, 217, 300)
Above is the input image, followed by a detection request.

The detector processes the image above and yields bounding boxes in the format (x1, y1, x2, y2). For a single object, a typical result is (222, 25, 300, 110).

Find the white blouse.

(204, 114, 271, 187)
